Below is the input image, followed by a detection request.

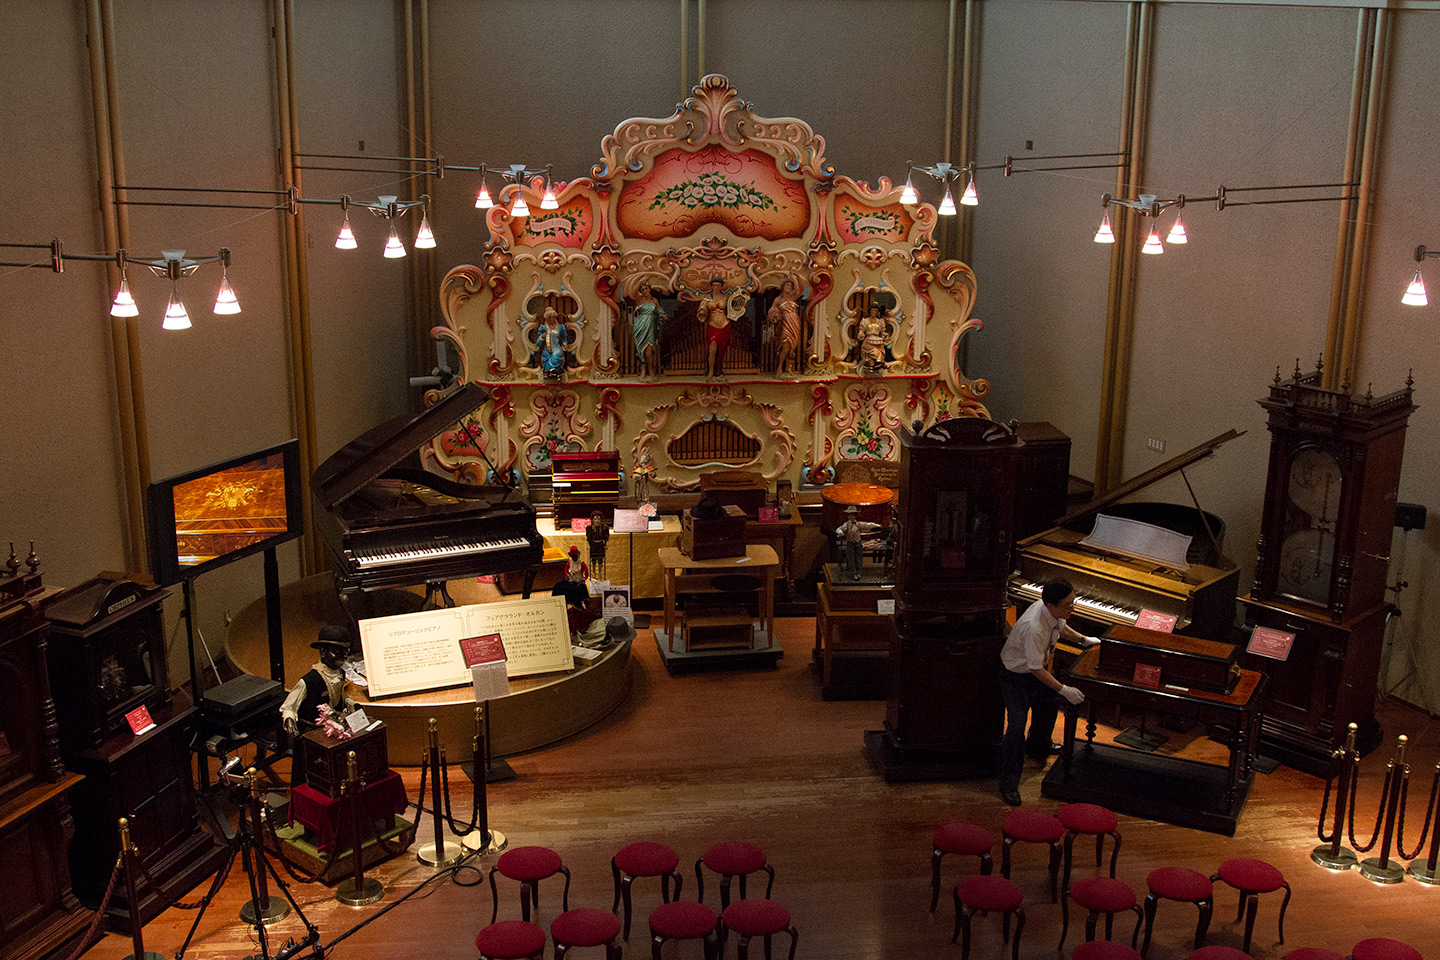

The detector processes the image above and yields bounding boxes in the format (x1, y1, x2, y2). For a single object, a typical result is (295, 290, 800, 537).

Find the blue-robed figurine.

(539, 307, 571, 379)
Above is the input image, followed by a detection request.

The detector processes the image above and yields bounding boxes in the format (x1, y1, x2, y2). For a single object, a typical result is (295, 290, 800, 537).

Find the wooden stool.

(718, 899, 799, 960)
(489, 846, 571, 923)
(648, 900, 718, 959)
(1351, 939, 1424, 960)
(613, 841, 684, 941)
(952, 875, 1026, 960)
(1076, 942, 1146, 960)
(1142, 867, 1214, 956)
(931, 822, 995, 912)
(1058, 803, 1122, 893)
(475, 920, 547, 960)
(1211, 858, 1291, 954)
(695, 841, 773, 910)
(551, 908, 622, 960)
(1001, 808, 1066, 903)
(1061, 877, 1142, 952)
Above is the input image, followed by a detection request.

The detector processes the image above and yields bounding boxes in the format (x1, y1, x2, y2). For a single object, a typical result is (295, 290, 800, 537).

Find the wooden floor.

(77, 619, 1438, 960)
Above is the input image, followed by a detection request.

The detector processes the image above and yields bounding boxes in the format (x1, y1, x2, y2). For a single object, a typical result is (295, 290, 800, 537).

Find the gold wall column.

(1322, 8, 1372, 388)
(404, 0, 438, 382)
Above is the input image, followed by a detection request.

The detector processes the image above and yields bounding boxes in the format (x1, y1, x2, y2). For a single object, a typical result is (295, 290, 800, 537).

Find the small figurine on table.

(280, 624, 352, 738)
(632, 448, 657, 504)
(586, 509, 611, 579)
(835, 505, 882, 582)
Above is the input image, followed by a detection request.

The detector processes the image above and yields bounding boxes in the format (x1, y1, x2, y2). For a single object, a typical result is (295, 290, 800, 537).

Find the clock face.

(1277, 448, 1342, 605)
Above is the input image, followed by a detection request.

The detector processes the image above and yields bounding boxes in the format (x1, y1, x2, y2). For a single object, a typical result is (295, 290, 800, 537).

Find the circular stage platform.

(226, 573, 632, 762)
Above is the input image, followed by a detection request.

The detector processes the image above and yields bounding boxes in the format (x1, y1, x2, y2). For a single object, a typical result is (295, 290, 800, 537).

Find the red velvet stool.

(718, 899, 798, 960)
(932, 822, 995, 912)
(1211, 858, 1291, 955)
(475, 920, 547, 960)
(1285, 949, 1347, 960)
(1076, 941, 1146, 960)
(1058, 803, 1122, 893)
(1188, 947, 1255, 960)
(1001, 808, 1066, 903)
(952, 875, 1026, 960)
(695, 841, 774, 910)
(1142, 867, 1214, 956)
(613, 841, 684, 941)
(490, 846, 571, 923)
(1061, 876, 1142, 951)
(647, 900, 718, 959)
(1351, 939, 1424, 960)
(551, 908, 622, 960)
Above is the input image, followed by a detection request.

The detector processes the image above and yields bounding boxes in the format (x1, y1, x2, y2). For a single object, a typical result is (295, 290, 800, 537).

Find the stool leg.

(1241, 892, 1259, 954)
(931, 849, 945, 912)
(739, 872, 748, 900)
(1277, 880, 1291, 944)
(1011, 906, 1025, 960)
(785, 925, 798, 960)
(764, 932, 774, 960)
(1195, 897, 1213, 948)
(1090, 910, 1102, 943)
(1108, 831, 1122, 878)
(721, 874, 734, 911)
(703, 932, 718, 960)
(1049, 841, 1063, 903)
(1129, 905, 1143, 947)
(559, 865, 572, 912)
(670, 869, 684, 903)
(520, 881, 531, 921)
(1058, 891, 1070, 950)
(489, 869, 500, 924)
(1141, 894, 1158, 956)
(555, 944, 569, 960)
(1234, 887, 1245, 922)
(650, 934, 664, 960)
(980, 852, 993, 876)
(763, 865, 775, 898)
(620, 875, 635, 941)
(1001, 836, 1014, 878)
(736, 932, 751, 960)
(695, 858, 705, 904)
(1095, 831, 1105, 867)
(611, 859, 622, 912)
(1062, 832, 1076, 897)
(607, 938, 622, 960)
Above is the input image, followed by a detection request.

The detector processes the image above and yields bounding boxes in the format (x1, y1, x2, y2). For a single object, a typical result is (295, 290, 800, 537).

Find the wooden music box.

(296, 722, 389, 798)
(1098, 624, 1240, 694)
(699, 470, 769, 518)
(680, 504, 747, 559)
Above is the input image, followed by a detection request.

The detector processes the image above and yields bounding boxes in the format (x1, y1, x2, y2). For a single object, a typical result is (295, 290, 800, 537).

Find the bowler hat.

(312, 624, 350, 650)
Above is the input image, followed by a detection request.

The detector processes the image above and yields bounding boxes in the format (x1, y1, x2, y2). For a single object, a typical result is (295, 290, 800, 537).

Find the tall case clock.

(1242, 365, 1415, 774)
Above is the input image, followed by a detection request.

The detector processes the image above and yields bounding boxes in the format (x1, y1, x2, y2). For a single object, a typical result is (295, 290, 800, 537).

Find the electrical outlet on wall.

(1146, 437, 1166, 453)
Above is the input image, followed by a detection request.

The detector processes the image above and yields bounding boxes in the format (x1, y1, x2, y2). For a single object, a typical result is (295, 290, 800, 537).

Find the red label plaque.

(1132, 663, 1163, 689)
(459, 633, 508, 667)
(1134, 609, 1178, 633)
(1247, 626, 1295, 661)
(125, 705, 156, 735)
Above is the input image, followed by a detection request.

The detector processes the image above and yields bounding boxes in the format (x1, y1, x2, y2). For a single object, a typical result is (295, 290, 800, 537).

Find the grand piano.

(312, 382, 544, 612)
(1008, 430, 1243, 646)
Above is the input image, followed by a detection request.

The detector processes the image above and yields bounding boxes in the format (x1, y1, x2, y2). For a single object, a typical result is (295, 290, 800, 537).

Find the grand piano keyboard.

(1007, 578, 1147, 627)
(352, 535, 534, 570)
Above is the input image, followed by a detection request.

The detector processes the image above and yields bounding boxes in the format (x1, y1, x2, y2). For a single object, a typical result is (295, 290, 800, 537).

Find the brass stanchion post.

(1313, 723, 1360, 869)
(462, 704, 507, 854)
(1406, 760, 1440, 884)
(1360, 735, 1409, 884)
(336, 749, 384, 905)
(118, 818, 165, 960)
(416, 718, 462, 867)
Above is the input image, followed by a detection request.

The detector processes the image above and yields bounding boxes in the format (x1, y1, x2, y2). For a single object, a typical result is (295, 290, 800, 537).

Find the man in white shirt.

(997, 579, 1098, 806)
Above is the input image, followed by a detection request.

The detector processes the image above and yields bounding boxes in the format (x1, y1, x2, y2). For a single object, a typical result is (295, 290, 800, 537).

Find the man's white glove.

(1082, 635, 1102, 647)
(1059, 684, 1085, 705)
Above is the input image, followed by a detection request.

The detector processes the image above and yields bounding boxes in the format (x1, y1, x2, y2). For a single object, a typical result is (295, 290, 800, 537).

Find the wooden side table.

(743, 514, 803, 597)
(655, 545, 780, 666)
(813, 563, 894, 699)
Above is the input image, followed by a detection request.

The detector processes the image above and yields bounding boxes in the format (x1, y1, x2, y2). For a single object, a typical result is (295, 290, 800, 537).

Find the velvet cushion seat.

(1189, 947, 1255, 960)
(1059, 803, 1119, 834)
(1284, 949, 1347, 960)
(475, 920, 547, 960)
(551, 908, 621, 948)
(1076, 941, 1146, 960)
(1351, 939, 1424, 960)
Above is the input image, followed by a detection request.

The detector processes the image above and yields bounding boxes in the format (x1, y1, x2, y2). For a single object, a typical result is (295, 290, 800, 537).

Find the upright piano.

(1008, 430, 1243, 644)
(312, 382, 544, 607)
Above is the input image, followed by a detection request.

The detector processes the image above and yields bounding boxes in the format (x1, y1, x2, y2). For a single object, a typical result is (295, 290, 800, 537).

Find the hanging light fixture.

(475, 180, 494, 209)
(1402, 245, 1439, 306)
(1141, 225, 1164, 254)
(1165, 210, 1188, 244)
(212, 268, 241, 315)
(937, 187, 957, 216)
(540, 185, 559, 210)
(162, 285, 191, 330)
(959, 166, 979, 206)
(1093, 211, 1115, 244)
(900, 176, 918, 205)
(511, 192, 531, 218)
(335, 213, 357, 249)
(110, 267, 139, 317)
(414, 212, 436, 249)
(383, 223, 406, 258)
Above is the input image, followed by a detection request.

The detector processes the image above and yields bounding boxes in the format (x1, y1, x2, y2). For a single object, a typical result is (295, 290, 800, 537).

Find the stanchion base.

(460, 828, 508, 854)
(1311, 844, 1358, 870)
(416, 840, 465, 868)
(336, 876, 385, 906)
(240, 895, 291, 926)
(1358, 857, 1406, 884)
(1407, 862, 1440, 885)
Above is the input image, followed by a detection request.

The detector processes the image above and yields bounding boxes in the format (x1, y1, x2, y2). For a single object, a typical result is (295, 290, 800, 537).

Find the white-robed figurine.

(835, 505, 882, 581)
(280, 624, 352, 736)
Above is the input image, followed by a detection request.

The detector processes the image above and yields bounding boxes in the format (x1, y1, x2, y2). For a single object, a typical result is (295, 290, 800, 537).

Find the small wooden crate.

(680, 504, 747, 559)
(297, 723, 389, 798)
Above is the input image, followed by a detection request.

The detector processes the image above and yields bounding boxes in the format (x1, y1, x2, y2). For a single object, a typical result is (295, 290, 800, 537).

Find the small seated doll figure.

(857, 301, 893, 374)
(586, 510, 611, 579)
(835, 505, 883, 582)
(280, 624, 352, 738)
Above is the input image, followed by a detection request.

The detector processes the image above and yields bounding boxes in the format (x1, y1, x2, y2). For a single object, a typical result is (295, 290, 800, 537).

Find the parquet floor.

(74, 619, 1438, 960)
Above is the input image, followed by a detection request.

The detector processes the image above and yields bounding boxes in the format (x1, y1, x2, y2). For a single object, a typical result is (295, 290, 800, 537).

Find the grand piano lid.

(311, 381, 490, 509)
(1056, 428, 1245, 528)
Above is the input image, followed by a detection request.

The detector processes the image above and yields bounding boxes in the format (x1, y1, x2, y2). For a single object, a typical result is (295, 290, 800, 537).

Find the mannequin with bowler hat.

(280, 624, 352, 736)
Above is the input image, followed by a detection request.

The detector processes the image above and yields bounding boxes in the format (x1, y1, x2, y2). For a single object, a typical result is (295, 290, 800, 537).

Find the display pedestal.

(654, 626, 783, 672)
(813, 564, 893, 700)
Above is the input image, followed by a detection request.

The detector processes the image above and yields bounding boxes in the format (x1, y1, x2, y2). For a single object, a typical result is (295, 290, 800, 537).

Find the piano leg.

(522, 566, 538, 599)
(1061, 706, 1078, 780)
(423, 581, 458, 609)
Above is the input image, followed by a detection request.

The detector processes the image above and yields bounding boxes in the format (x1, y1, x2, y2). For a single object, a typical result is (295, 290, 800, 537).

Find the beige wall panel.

(292, 0, 412, 458)
(967, 0, 1131, 476)
(1125, 4, 1354, 592)
(1357, 10, 1440, 713)
(0, 2, 128, 587)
